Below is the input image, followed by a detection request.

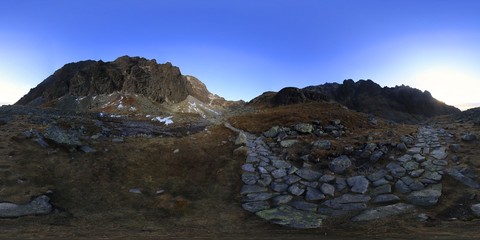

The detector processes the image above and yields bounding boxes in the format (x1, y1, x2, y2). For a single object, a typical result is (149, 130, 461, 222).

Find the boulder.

(280, 140, 298, 148)
(471, 203, 480, 217)
(44, 125, 82, 147)
(329, 155, 352, 173)
(296, 168, 322, 181)
(256, 205, 326, 229)
(290, 201, 318, 212)
(445, 168, 480, 189)
(272, 195, 293, 206)
(461, 132, 477, 142)
(352, 203, 415, 221)
(263, 126, 281, 138)
(312, 140, 332, 150)
(406, 185, 442, 207)
(235, 131, 248, 145)
(306, 187, 325, 201)
(430, 147, 447, 160)
(373, 194, 400, 204)
(0, 195, 53, 218)
(347, 176, 370, 194)
(242, 201, 270, 213)
(294, 123, 314, 134)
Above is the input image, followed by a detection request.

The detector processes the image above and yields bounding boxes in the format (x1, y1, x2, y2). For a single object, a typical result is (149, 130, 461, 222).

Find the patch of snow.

(117, 104, 124, 109)
(151, 116, 174, 125)
(92, 96, 97, 100)
(129, 106, 137, 112)
(99, 112, 105, 117)
(110, 114, 123, 118)
(146, 115, 151, 118)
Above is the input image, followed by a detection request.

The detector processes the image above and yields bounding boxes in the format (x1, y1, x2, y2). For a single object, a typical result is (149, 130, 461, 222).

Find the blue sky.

(1, 0, 480, 109)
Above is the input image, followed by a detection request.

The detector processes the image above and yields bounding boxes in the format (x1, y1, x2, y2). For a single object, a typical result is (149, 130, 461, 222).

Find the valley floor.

(0, 103, 479, 239)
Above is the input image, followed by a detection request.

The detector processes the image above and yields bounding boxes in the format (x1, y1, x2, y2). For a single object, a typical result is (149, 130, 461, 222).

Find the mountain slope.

(250, 79, 460, 123)
(15, 56, 223, 107)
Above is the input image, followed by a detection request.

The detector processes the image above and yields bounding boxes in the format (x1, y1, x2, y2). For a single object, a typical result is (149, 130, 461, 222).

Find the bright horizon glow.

(1, 0, 480, 110)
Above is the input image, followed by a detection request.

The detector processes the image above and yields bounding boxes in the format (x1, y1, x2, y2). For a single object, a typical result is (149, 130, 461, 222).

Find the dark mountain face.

(15, 56, 215, 106)
(251, 79, 460, 123)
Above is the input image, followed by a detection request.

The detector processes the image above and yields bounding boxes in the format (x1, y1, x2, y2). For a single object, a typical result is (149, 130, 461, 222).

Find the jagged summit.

(250, 79, 460, 123)
(15, 56, 224, 107)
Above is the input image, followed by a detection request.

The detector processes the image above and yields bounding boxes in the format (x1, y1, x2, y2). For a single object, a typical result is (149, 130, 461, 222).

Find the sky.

(1, 0, 480, 110)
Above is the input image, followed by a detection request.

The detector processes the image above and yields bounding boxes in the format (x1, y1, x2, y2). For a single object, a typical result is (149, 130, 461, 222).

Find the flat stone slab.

(256, 205, 326, 229)
(406, 184, 442, 206)
(430, 147, 448, 160)
(0, 195, 52, 218)
(296, 168, 322, 181)
(241, 185, 267, 195)
(445, 168, 480, 189)
(242, 201, 270, 213)
(373, 194, 400, 204)
(352, 203, 415, 221)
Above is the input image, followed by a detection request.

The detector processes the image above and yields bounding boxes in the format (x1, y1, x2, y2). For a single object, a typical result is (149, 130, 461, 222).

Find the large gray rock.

(471, 203, 480, 217)
(272, 169, 287, 179)
(241, 173, 258, 185)
(243, 192, 274, 202)
(235, 131, 248, 145)
(312, 140, 332, 150)
(288, 184, 305, 196)
(352, 203, 415, 221)
(329, 155, 352, 173)
(373, 194, 400, 204)
(395, 179, 411, 194)
(406, 185, 442, 206)
(272, 195, 293, 206)
(461, 132, 477, 142)
(445, 168, 480, 189)
(294, 123, 314, 134)
(242, 201, 270, 213)
(241, 185, 267, 195)
(367, 169, 388, 182)
(290, 201, 318, 212)
(271, 182, 289, 192)
(386, 162, 406, 178)
(296, 168, 322, 181)
(44, 125, 82, 147)
(347, 176, 370, 194)
(306, 187, 325, 201)
(280, 140, 299, 148)
(0, 195, 52, 218)
(320, 183, 335, 197)
(402, 161, 419, 171)
(328, 194, 371, 204)
(370, 150, 384, 163)
(430, 147, 447, 160)
(256, 205, 326, 228)
(263, 126, 281, 138)
(372, 184, 391, 196)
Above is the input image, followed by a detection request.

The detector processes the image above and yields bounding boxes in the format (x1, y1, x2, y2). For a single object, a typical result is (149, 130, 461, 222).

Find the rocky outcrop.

(0, 195, 53, 218)
(15, 56, 222, 106)
(250, 79, 460, 123)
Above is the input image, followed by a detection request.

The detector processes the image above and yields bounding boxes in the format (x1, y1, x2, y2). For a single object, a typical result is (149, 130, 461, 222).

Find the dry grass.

(1, 104, 480, 239)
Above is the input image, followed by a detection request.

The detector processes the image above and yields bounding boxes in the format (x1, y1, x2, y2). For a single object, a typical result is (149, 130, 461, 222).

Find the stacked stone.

(237, 124, 480, 228)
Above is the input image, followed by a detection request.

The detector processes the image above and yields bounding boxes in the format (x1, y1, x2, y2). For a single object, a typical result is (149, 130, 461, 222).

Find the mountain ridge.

(15, 56, 226, 107)
(250, 79, 460, 123)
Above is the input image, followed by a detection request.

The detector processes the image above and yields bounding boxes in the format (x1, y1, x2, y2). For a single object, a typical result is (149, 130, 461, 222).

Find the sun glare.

(411, 66, 480, 110)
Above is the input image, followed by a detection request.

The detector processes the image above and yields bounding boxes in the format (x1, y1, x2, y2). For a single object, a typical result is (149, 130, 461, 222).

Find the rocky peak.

(15, 56, 217, 107)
